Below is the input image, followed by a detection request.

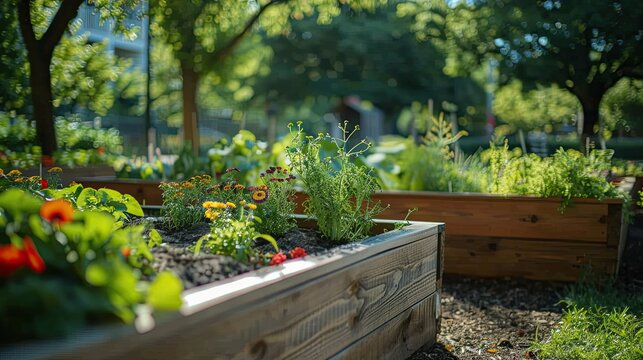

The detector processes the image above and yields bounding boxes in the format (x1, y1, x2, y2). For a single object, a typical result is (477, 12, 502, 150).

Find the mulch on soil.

(410, 277, 565, 360)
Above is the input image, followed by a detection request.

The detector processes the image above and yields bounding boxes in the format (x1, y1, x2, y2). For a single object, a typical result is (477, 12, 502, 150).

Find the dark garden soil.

(149, 219, 336, 289)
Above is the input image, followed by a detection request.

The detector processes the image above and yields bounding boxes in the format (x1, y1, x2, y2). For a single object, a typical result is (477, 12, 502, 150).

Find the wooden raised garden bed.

(296, 191, 626, 282)
(76, 178, 626, 282)
(1, 220, 444, 360)
(79, 177, 163, 206)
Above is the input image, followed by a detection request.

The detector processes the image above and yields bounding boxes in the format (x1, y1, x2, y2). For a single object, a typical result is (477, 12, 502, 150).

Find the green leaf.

(0, 189, 42, 216)
(86, 263, 110, 286)
(148, 229, 162, 248)
(147, 271, 183, 311)
(122, 194, 144, 217)
(255, 233, 279, 252)
(76, 188, 98, 209)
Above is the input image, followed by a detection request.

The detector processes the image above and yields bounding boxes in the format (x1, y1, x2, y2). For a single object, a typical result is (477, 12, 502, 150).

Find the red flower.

(121, 246, 131, 258)
(0, 244, 26, 277)
(41, 155, 54, 167)
(40, 179, 49, 189)
(269, 252, 287, 266)
(289, 247, 307, 259)
(22, 237, 45, 274)
(40, 199, 74, 225)
(97, 146, 105, 154)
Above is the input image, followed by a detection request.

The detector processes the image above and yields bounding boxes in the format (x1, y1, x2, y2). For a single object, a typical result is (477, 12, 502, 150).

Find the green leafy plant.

(287, 121, 385, 242)
(159, 175, 214, 230)
(0, 189, 182, 342)
(195, 200, 277, 263)
(254, 166, 297, 238)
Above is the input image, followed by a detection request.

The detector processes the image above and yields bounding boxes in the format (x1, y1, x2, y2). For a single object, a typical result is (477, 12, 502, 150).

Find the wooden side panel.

(330, 293, 437, 360)
(444, 236, 618, 281)
(295, 192, 611, 242)
(374, 193, 609, 242)
(57, 234, 439, 360)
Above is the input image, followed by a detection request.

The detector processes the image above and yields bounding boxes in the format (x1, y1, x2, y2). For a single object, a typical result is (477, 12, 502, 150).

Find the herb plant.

(254, 166, 297, 237)
(159, 175, 213, 230)
(287, 121, 385, 242)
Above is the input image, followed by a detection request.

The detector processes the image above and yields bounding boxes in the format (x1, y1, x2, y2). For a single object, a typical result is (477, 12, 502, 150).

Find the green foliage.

(494, 80, 579, 131)
(0, 112, 123, 168)
(207, 130, 270, 184)
(288, 121, 385, 242)
(256, 3, 485, 128)
(159, 175, 214, 230)
(487, 145, 628, 211)
(404, 0, 643, 137)
(0, 188, 181, 342)
(368, 112, 487, 193)
(601, 78, 643, 137)
(254, 166, 297, 238)
(0, 0, 137, 116)
(532, 280, 643, 359)
(196, 200, 277, 263)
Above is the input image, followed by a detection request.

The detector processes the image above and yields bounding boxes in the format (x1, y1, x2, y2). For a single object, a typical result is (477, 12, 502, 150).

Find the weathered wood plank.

(46, 231, 440, 359)
(330, 292, 438, 360)
(295, 192, 613, 242)
(445, 236, 618, 281)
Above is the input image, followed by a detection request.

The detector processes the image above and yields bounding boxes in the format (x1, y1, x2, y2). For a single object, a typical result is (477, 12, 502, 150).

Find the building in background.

(77, 1, 149, 153)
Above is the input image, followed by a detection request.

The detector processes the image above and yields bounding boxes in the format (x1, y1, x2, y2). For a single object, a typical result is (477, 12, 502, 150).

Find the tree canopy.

(402, 0, 643, 143)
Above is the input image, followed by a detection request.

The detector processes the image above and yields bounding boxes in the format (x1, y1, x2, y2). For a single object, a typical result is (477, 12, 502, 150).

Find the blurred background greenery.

(0, 0, 641, 161)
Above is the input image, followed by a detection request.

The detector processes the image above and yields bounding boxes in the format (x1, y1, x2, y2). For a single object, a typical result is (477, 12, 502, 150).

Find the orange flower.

(22, 237, 45, 274)
(40, 199, 74, 225)
(47, 166, 63, 173)
(0, 243, 26, 277)
(121, 246, 131, 258)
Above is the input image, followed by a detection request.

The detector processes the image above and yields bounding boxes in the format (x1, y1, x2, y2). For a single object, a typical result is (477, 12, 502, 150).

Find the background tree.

(402, 0, 643, 147)
(151, 0, 386, 154)
(254, 3, 485, 133)
(16, 0, 140, 157)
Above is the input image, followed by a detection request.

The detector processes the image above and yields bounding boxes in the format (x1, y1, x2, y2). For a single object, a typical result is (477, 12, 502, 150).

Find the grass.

(532, 278, 643, 359)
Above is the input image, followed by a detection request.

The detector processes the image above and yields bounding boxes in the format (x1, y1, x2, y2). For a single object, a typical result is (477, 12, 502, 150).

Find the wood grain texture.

(330, 293, 438, 360)
(444, 236, 618, 281)
(296, 191, 613, 242)
(38, 228, 441, 360)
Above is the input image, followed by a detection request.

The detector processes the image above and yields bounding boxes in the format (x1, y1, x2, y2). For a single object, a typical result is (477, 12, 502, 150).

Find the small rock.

(497, 339, 513, 348)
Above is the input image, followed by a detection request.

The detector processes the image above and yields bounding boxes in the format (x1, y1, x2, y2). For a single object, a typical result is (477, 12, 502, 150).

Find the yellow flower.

(205, 210, 220, 220)
(234, 184, 245, 190)
(0, 168, 4, 176)
(252, 190, 268, 203)
(202, 201, 216, 209)
(48, 167, 63, 173)
(223, 184, 232, 191)
(28, 176, 40, 182)
(246, 203, 257, 210)
(225, 202, 236, 208)
(14, 177, 24, 183)
(7, 170, 22, 177)
(239, 200, 247, 205)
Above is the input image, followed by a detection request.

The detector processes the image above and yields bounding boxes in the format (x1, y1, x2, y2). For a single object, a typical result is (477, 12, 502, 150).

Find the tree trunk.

(579, 96, 601, 154)
(181, 61, 200, 156)
(28, 51, 57, 157)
